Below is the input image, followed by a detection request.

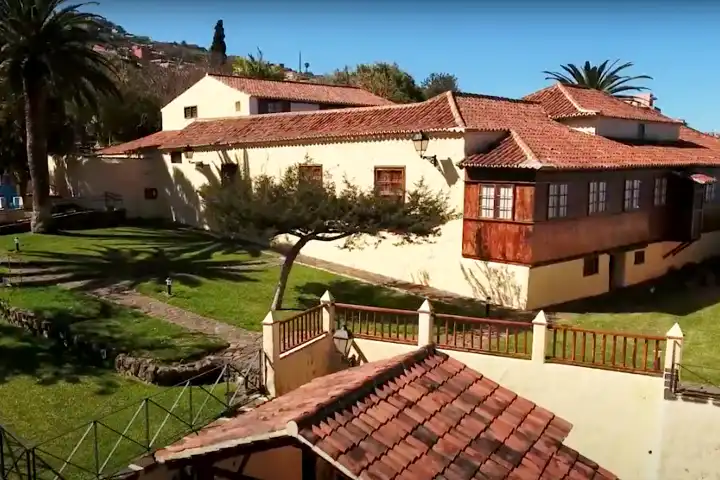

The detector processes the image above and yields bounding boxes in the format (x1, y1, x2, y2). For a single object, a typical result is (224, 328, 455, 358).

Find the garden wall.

(0, 300, 230, 386)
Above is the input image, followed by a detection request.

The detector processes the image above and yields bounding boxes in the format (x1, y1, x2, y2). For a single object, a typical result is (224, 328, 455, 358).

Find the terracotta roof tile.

(159, 93, 462, 149)
(155, 346, 617, 479)
(101, 87, 720, 172)
(99, 130, 181, 155)
(524, 83, 681, 124)
(209, 73, 394, 106)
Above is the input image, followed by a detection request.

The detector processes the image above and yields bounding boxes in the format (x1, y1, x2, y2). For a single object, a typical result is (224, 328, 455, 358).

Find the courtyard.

(2, 225, 720, 477)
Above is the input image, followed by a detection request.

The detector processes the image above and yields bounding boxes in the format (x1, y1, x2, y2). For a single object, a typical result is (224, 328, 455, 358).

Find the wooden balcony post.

(262, 310, 281, 397)
(417, 299, 434, 347)
(664, 323, 684, 371)
(531, 311, 548, 363)
(320, 290, 335, 333)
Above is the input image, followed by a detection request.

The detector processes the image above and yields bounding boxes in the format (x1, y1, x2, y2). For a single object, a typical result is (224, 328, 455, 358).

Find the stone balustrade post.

(531, 310, 548, 363)
(262, 310, 281, 397)
(417, 299, 434, 347)
(664, 323, 684, 372)
(321, 290, 335, 333)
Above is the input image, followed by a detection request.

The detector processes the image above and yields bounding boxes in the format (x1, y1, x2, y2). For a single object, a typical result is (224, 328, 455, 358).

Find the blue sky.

(88, 1, 720, 131)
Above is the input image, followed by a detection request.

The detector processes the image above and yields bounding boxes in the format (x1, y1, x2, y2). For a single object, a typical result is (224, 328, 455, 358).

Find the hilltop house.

(48, 74, 720, 309)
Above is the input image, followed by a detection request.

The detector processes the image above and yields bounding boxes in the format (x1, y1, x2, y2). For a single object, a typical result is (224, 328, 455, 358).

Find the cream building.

(49, 75, 720, 309)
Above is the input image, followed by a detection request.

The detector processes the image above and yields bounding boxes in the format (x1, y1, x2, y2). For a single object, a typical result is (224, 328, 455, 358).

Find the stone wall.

(0, 300, 233, 386)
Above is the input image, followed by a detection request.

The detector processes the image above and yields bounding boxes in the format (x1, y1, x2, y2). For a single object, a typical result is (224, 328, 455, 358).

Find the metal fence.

(1, 356, 265, 480)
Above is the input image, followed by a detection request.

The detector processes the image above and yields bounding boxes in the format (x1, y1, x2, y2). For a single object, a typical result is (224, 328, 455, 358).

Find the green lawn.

(0, 286, 227, 363)
(4, 227, 493, 331)
(0, 320, 237, 480)
(550, 275, 720, 386)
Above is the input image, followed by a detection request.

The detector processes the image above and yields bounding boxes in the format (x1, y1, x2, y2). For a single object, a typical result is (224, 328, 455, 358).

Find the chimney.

(627, 93, 656, 109)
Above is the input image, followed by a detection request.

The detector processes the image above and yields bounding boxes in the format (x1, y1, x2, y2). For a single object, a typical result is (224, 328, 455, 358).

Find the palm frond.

(542, 59, 653, 97)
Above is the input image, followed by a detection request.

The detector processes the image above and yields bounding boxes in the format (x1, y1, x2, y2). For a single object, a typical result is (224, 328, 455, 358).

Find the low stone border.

(0, 299, 232, 386)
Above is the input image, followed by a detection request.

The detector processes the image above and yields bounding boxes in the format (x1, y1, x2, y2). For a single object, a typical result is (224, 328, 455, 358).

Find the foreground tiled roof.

(99, 130, 181, 155)
(158, 93, 463, 150)
(523, 84, 681, 124)
(209, 73, 394, 106)
(155, 346, 617, 479)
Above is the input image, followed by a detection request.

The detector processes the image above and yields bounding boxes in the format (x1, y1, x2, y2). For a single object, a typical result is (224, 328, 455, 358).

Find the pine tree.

(210, 20, 227, 66)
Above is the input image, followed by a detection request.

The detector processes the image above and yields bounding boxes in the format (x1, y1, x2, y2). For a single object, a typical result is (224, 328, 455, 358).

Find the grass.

(0, 320, 240, 480)
(0, 286, 227, 363)
(3, 226, 495, 331)
(549, 270, 720, 385)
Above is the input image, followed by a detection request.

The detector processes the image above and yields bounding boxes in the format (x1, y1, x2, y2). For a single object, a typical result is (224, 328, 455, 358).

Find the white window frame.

(548, 183, 568, 219)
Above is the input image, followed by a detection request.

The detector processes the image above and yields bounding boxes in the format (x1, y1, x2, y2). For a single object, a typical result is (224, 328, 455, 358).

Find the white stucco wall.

(161, 76, 252, 130)
(557, 116, 680, 141)
(659, 398, 720, 480)
(159, 134, 531, 307)
(48, 154, 171, 219)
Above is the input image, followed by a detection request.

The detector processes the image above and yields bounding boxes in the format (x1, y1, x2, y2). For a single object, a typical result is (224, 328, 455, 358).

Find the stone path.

(5, 267, 262, 370)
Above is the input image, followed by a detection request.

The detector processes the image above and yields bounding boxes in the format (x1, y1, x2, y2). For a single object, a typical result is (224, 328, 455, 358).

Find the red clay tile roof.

(99, 89, 720, 171)
(155, 346, 617, 479)
(99, 130, 181, 155)
(158, 93, 463, 150)
(462, 132, 535, 168)
(209, 73, 394, 107)
(523, 84, 682, 124)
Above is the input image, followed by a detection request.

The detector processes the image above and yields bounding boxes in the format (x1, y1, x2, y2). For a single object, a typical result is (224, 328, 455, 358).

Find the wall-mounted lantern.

(411, 132, 440, 169)
(333, 324, 354, 359)
(184, 150, 194, 160)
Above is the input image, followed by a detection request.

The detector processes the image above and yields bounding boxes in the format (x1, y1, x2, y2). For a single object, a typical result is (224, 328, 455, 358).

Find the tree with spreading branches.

(421, 72, 459, 99)
(200, 162, 457, 310)
(543, 60, 652, 97)
(0, 0, 120, 232)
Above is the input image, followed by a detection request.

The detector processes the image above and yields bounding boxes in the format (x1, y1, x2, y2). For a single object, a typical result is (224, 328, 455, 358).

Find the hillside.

(93, 16, 315, 79)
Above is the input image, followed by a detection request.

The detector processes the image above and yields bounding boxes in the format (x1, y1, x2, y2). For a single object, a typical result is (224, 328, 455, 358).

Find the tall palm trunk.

(23, 77, 52, 233)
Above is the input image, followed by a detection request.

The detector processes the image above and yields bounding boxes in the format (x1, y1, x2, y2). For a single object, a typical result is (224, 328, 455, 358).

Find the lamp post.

(411, 131, 439, 167)
(165, 277, 173, 296)
(333, 324, 354, 360)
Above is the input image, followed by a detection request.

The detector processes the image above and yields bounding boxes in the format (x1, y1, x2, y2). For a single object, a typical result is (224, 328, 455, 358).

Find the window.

(583, 255, 599, 277)
(479, 184, 514, 220)
(144, 188, 158, 200)
(588, 181, 607, 215)
(638, 123, 646, 139)
(705, 183, 716, 203)
(299, 165, 323, 183)
(654, 177, 667, 206)
(170, 152, 182, 164)
(634, 250, 646, 265)
(266, 101, 286, 114)
(547, 183, 568, 219)
(220, 164, 239, 186)
(184, 106, 198, 119)
(235, 101, 242, 112)
(374, 167, 405, 200)
(623, 179, 641, 211)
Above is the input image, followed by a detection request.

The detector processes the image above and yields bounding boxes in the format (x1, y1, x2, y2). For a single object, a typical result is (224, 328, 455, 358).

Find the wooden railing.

(434, 313, 532, 358)
(335, 303, 418, 345)
(278, 304, 325, 354)
(547, 326, 666, 375)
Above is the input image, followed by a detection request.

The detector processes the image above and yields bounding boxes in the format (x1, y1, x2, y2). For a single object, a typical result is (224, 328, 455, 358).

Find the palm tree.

(543, 60, 652, 97)
(0, 0, 120, 233)
(232, 48, 286, 81)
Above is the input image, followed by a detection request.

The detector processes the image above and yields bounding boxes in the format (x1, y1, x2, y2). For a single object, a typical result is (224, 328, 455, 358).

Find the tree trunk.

(270, 236, 311, 311)
(23, 77, 52, 233)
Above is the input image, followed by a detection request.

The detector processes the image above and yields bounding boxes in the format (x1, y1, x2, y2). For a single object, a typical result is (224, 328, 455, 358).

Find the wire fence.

(1, 357, 265, 480)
